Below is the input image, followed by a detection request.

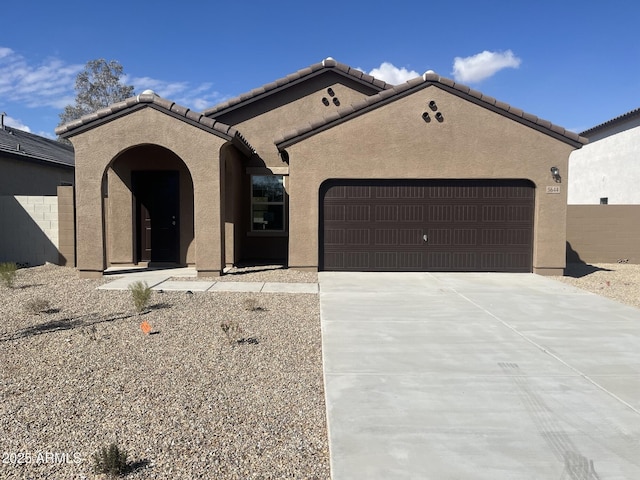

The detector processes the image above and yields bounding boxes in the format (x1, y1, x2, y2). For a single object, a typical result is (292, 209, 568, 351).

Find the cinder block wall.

(0, 195, 60, 266)
(566, 205, 640, 264)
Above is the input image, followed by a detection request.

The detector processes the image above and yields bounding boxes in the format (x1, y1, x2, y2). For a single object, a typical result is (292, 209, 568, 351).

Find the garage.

(320, 179, 534, 272)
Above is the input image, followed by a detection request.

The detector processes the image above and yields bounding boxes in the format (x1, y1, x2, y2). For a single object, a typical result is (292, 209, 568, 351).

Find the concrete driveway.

(318, 272, 640, 479)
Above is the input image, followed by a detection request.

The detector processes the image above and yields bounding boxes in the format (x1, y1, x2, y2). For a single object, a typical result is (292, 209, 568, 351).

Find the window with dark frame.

(251, 175, 285, 231)
(600, 197, 608, 205)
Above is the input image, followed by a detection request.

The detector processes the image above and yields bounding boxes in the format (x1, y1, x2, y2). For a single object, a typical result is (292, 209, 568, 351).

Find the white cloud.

(0, 47, 83, 108)
(368, 62, 420, 85)
(3, 114, 32, 132)
(452, 50, 521, 83)
(129, 75, 226, 111)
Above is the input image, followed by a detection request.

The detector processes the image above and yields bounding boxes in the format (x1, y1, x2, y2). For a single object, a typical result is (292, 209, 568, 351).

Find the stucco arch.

(70, 107, 230, 277)
(103, 144, 195, 266)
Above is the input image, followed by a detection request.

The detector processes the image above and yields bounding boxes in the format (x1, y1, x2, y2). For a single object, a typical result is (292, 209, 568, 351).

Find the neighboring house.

(566, 108, 640, 263)
(568, 107, 640, 205)
(0, 116, 75, 266)
(56, 58, 586, 278)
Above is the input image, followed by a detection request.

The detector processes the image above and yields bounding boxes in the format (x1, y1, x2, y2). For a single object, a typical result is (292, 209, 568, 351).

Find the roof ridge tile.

(274, 71, 587, 148)
(203, 57, 391, 117)
(55, 93, 256, 155)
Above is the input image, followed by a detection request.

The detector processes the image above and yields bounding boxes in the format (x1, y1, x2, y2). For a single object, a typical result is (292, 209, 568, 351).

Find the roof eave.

(204, 58, 390, 118)
(276, 76, 587, 151)
(56, 95, 256, 157)
(0, 148, 75, 168)
(580, 107, 640, 137)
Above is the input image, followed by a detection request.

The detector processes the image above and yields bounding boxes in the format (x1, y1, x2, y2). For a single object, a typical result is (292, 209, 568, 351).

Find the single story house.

(56, 58, 586, 278)
(0, 116, 75, 266)
(566, 107, 640, 263)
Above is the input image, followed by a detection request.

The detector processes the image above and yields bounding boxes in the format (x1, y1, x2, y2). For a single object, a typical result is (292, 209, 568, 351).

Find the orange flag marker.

(140, 320, 152, 335)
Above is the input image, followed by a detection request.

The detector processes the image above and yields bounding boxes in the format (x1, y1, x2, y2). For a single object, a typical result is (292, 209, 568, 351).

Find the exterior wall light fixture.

(550, 166, 561, 182)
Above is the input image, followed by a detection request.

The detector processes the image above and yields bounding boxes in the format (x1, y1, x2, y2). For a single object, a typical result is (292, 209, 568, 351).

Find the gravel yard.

(0, 264, 328, 479)
(1, 261, 639, 479)
(552, 262, 640, 310)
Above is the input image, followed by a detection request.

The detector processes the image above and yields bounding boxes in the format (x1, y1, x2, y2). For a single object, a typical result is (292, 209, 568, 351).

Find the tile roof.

(55, 92, 255, 156)
(204, 57, 391, 117)
(275, 72, 588, 149)
(0, 125, 74, 168)
(580, 107, 640, 137)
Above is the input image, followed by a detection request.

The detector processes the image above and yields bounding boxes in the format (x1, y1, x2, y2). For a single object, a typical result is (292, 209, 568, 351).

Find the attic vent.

(322, 87, 340, 107)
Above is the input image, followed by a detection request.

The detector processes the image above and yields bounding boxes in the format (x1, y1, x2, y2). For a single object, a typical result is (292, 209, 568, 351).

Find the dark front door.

(133, 171, 180, 263)
(320, 179, 534, 272)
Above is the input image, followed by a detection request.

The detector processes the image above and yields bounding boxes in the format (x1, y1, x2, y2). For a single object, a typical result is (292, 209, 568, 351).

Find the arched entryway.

(105, 144, 195, 267)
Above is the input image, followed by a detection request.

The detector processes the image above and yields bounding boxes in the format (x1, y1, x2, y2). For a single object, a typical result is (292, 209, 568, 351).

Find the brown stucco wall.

(69, 107, 228, 277)
(57, 185, 75, 266)
(284, 85, 576, 274)
(566, 205, 640, 264)
(212, 73, 378, 264)
(213, 72, 379, 167)
(107, 146, 195, 266)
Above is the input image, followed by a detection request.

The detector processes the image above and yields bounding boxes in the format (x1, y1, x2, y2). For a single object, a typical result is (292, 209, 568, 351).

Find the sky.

(1, 0, 638, 139)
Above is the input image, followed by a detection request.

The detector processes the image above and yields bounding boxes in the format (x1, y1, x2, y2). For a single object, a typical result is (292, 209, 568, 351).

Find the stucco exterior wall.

(57, 185, 75, 266)
(568, 124, 640, 204)
(284, 86, 575, 274)
(69, 107, 228, 277)
(567, 205, 640, 264)
(213, 73, 379, 166)
(106, 146, 195, 266)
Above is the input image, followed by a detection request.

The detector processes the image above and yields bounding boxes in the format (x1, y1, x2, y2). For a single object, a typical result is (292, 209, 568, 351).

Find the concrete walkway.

(318, 272, 640, 479)
(97, 267, 318, 294)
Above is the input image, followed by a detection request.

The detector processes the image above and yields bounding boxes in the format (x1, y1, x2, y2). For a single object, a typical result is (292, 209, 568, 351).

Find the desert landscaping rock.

(0, 264, 328, 479)
(552, 262, 640, 309)
(2, 262, 639, 478)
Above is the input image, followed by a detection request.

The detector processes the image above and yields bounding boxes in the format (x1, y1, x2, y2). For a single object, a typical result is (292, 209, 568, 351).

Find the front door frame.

(132, 170, 180, 264)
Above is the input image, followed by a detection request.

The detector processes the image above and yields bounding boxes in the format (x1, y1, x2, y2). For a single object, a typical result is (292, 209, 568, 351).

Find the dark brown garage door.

(320, 179, 534, 272)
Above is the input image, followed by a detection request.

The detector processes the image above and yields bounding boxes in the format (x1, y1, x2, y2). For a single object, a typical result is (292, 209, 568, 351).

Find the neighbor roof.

(0, 125, 74, 168)
(580, 107, 640, 137)
(275, 72, 588, 149)
(204, 57, 391, 117)
(55, 92, 255, 156)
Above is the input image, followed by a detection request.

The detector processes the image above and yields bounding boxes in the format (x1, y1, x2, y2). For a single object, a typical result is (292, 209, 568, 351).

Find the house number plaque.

(546, 186, 561, 194)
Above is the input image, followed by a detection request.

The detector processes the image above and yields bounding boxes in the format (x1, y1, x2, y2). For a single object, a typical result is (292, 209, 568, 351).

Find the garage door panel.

(324, 205, 345, 221)
(374, 229, 398, 245)
(346, 229, 369, 245)
(321, 180, 533, 272)
(453, 229, 477, 246)
(345, 205, 370, 222)
(399, 205, 423, 222)
(399, 229, 423, 245)
(375, 205, 399, 221)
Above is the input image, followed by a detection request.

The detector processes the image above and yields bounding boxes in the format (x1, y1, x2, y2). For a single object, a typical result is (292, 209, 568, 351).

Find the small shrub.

(92, 442, 128, 477)
(129, 281, 151, 313)
(244, 297, 266, 312)
(25, 298, 51, 314)
(220, 320, 242, 345)
(0, 262, 17, 288)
